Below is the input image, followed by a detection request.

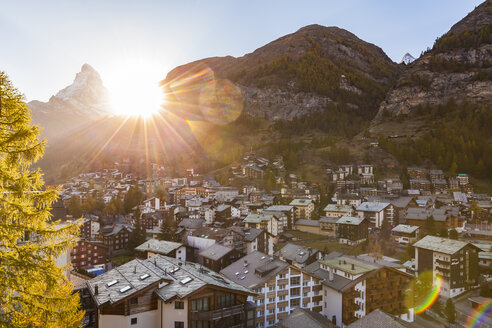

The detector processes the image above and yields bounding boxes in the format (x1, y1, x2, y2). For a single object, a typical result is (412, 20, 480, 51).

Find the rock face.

(375, 1, 492, 120)
(28, 64, 111, 139)
(161, 24, 397, 121)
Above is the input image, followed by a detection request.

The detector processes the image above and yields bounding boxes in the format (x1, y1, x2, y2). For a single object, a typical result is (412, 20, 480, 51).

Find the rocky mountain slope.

(28, 64, 111, 139)
(161, 24, 398, 121)
(374, 1, 492, 121)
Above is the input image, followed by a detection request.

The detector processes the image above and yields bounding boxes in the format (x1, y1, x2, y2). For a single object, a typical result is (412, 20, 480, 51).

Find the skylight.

(169, 267, 180, 274)
(120, 286, 131, 293)
(140, 273, 150, 280)
(180, 277, 193, 285)
(107, 280, 118, 287)
(244, 270, 249, 274)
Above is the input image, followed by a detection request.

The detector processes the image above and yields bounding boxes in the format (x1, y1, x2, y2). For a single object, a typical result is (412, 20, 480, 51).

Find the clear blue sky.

(0, 0, 484, 101)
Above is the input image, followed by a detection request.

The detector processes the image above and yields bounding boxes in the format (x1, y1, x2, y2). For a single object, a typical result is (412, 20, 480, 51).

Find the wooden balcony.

(277, 278, 288, 285)
(191, 304, 244, 320)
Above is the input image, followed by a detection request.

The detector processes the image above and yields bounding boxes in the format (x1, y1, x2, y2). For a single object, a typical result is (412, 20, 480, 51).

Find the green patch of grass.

(111, 255, 134, 266)
(471, 177, 492, 195)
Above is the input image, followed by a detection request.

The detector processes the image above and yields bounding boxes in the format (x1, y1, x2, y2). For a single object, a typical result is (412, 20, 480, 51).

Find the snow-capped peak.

(400, 53, 416, 65)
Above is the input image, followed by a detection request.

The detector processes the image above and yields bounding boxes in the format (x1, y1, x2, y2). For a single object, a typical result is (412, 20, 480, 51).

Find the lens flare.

(415, 275, 442, 314)
(199, 78, 243, 125)
(466, 299, 492, 328)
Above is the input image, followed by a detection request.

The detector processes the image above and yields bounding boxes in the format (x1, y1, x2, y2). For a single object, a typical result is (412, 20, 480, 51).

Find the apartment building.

(71, 239, 108, 269)
(413, 236, 481, 298)
(87, 255, 255, 328)
(323, 204, 353, 218)
(307, 255, 414, 327)
(243, 214, 281, 237)
(221, 251, 323, 328)
(289, 199, 315, 220)
(355, 202, 393, 228)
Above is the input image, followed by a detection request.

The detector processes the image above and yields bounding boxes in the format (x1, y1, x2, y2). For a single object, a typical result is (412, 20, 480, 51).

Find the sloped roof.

(391, 224, 420, 234)
(275, 307, 334, 328)
(87, 255, 252, 307)
(199, 243, 234, 261)
(323, 204, 353, 213)
(336, 216, 365, 225)
(348, 309, 410, 328)
(135, 239, 183, 255)
(279, 243, 317, 264)
(356, 202, 390, 212)
(413, 235, 480, 255)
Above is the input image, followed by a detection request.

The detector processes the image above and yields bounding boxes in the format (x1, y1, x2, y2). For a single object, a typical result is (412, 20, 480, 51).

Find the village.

(54, 153, 492, 328)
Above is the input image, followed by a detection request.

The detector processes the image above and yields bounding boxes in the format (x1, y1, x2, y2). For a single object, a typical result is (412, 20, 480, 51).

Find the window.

(268, 297, 274, 303)
(290, 277, 300, 285)
(216, 293, 236, 309)
(130, 297, 138, 305)
(269, 286, 274, 291)
(291, 299, 300, 307)
(291, 287, 300, 297)
(191, 297, 209, 311)
(190, 321, 210, 328)
(175, 322, 184, 328)
(175, 301, 184, 309)
(131, 318, 137, 325)
(279, 295, 286, 301)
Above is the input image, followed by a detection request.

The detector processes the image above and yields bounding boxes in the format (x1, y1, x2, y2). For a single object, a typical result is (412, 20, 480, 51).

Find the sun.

(106, 60, 165, 117)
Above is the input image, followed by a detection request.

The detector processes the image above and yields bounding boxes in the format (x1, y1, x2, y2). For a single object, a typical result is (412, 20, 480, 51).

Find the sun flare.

(106, 60, 165, 117)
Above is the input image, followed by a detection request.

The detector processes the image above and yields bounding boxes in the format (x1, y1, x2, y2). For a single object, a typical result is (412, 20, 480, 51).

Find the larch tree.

(0, 72, 84, 327)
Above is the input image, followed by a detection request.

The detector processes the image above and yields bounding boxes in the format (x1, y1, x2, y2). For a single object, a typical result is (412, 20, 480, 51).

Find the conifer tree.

(0, 72, 83, 326)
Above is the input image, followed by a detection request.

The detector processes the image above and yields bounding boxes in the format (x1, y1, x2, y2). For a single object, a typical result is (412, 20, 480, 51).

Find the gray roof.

(413, 235, 480, 255)
(243, 228, 263, 242)
(405, 207, 458, 222)
(199, 243, 234, 261)
(391, 224, 420, 234)
(356, 202, 390, 212)
(220, 251, 289, 289)
(265, 205, 293, 212)
(275, 308, 334, 328)
(295, 219, 320, 227)
(336, 216, 365, 225)
(348, 309, 409, 328)
(243, 213, 277, 223)
(135, 239, 183, 255)
(323, 204, 353, 213)
(306, 261, 353, 292)
(289, 199, 313, 206)
(87, 255, 252, 307)
(178, 218, 204, 229)
(279, 243, 318, 264)
(366, 196, 414, 209)
(319, 216, 339, 224)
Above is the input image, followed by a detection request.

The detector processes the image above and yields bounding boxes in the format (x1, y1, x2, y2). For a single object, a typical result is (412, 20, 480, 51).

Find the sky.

(0, 0, 484, 102)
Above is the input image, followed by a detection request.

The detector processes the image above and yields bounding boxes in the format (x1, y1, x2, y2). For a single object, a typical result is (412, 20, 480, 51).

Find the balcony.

(191, 304, 244, 320)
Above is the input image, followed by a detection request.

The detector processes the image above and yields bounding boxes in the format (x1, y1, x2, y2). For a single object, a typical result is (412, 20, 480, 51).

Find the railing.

(191, 304, 244, 320)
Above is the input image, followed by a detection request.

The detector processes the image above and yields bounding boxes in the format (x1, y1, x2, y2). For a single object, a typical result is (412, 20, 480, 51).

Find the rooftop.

(87, 255, 252, 307)
(199, 243, 234, 261)
(356, 202, 390, 212)
(279, 243, 317, 264)
(320, 256, 377, 275)
(336, 216, 365, 226)
(413, 235, 479, 255)
(347, 309, 410, 328)
(243, 213, 276, 224)
(289, 199, 313, 206)
(391, 224, 420, 234)
(323, 204, 353, 213)
(135, 239, 183, 255)
(275, 308, 334, 328)
(220, 251, 289, 289)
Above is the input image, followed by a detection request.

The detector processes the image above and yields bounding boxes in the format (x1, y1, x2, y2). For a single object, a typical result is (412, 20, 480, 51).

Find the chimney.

(94, 285, 99, 295)
(351, 264, 355, 270)
(244, 260, 249, 267)
(134, 266, 137, 273)
(329, 267, 334, 281)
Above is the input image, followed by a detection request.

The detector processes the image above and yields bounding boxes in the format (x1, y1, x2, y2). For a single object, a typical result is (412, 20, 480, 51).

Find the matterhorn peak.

(400, 53, 416, 65)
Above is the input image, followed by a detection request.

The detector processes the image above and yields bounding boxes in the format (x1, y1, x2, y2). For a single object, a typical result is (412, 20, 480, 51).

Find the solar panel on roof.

(180, 277, 193, 285)
(119, 286, 131, 293)
(107, 280, 118, 287)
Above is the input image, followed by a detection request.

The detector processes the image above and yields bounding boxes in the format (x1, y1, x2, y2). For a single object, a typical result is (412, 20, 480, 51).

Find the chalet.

(336, 216, 369, 245)
(324, 204, 353, 218)
(264, 205, 294, 230)
(391, 225, 420, 245)
(277, 243, 321, 269)
(221, 251, 323, 328)
(135, 239, 188, 261)
(357, 164, 373, 175)
(432, 179, 449, 194)
(87, 255, 255, 328)
(337, 193, 362, 207)
(199, 243, 241, 272)
(99, 224, 134, 255)
(429, 169, 445, 180)
(71, 239, 108, 270)
(307, 255, 414, 326)
(405, 207, 459, 229)
(244, 213, 281, 237)
(409, 179, 431, 193)
(414, 236, 481, 298)
(289, 199, 315, 220)
(407, 167, 427, 179)
(356, 202, 394, 228)
(242, 227, 272, 256)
